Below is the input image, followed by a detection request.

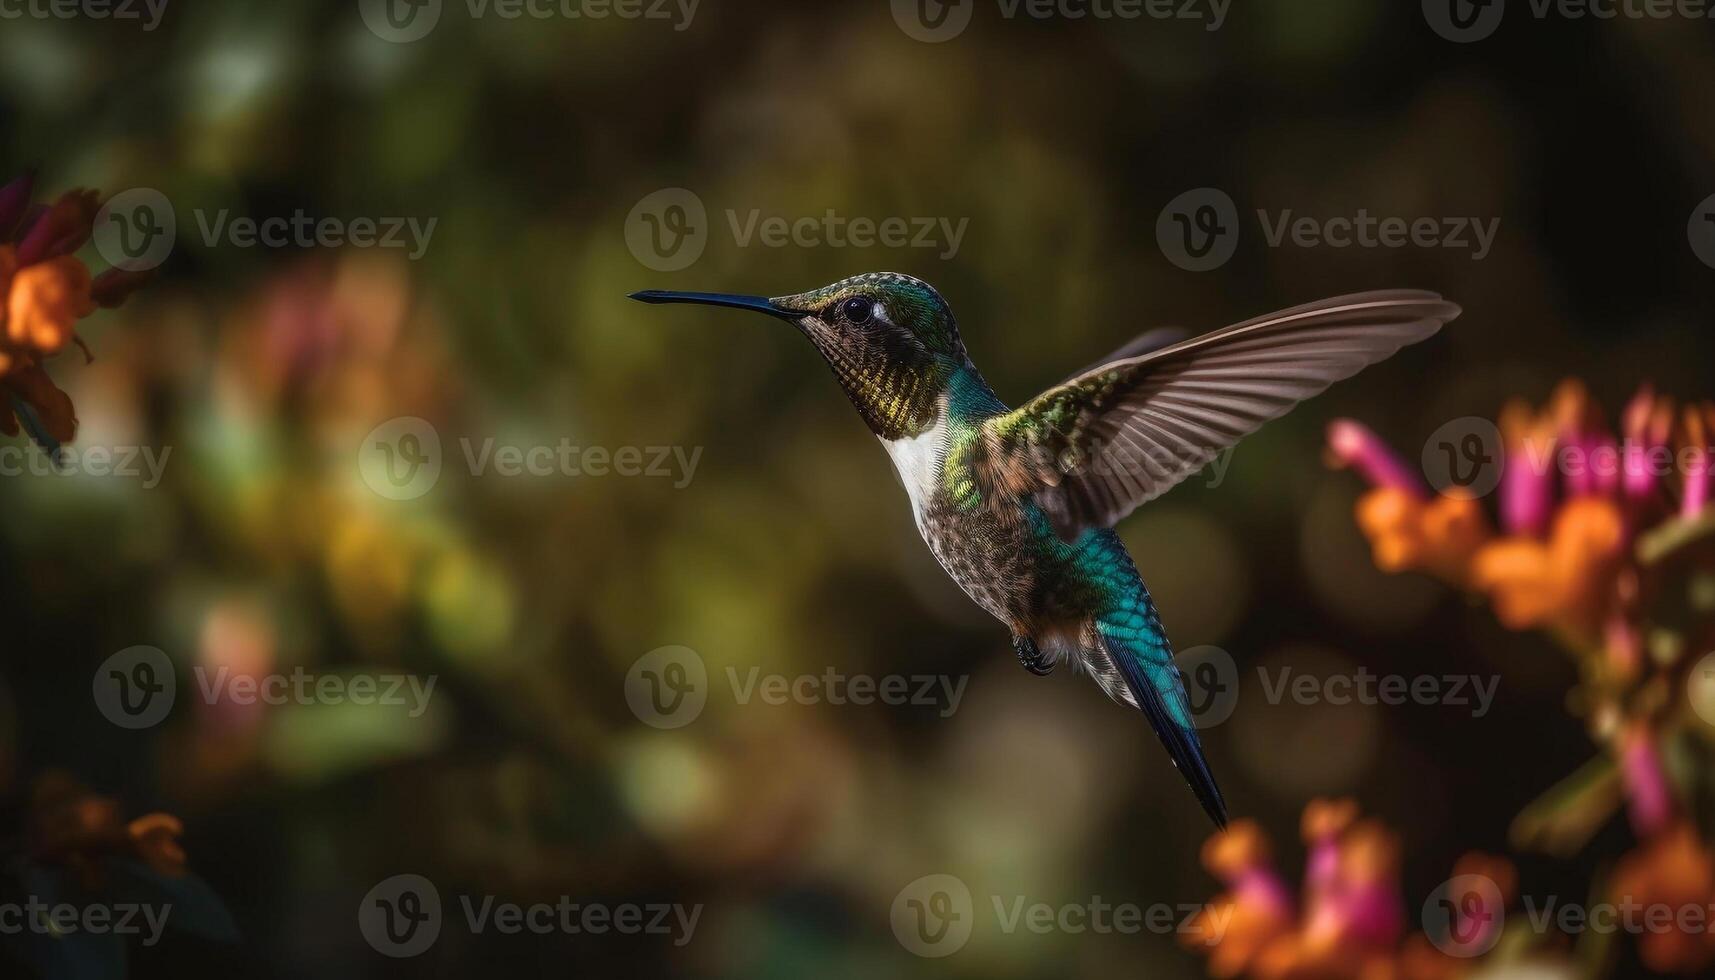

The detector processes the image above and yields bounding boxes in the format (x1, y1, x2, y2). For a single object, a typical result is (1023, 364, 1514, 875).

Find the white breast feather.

(880, 412, 948, 529)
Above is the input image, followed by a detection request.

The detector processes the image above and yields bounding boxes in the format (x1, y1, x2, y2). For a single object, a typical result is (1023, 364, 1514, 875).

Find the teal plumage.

(632, 273, 1460, 828)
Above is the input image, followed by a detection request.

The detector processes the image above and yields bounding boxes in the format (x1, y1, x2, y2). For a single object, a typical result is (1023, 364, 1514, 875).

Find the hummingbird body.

(632, 272, 1460, 827)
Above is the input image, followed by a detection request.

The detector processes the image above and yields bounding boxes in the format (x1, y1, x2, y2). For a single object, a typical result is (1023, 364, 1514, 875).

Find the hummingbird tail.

(1094, 619, 1229, 829)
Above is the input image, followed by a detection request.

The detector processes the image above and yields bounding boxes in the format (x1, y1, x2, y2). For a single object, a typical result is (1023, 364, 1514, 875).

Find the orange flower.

(1186, 820, 1296, 977)
(127, 812, 189, 878)
(1354, 488, 1490, 584)
(0, 182, 147, 454)
(6, 253, 94, 354)
(1469, 496, 1625, 636)
(1609, 821, 1715, 973)
(1187, 802, 1478, 980)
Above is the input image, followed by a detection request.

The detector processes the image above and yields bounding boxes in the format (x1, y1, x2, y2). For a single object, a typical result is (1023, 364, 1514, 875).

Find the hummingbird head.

(631, 272, 966, 439)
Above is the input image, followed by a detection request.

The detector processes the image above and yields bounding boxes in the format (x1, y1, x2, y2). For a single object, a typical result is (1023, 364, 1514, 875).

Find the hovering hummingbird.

(631, 274, 1459, 826)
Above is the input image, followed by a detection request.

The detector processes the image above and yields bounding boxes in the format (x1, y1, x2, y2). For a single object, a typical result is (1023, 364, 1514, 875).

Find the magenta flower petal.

(1500, 439, 1554, 536)
(1621, 726, 1674, 837)
(1685, 450, 1709, 519)
(1327, 420, 1426, 497)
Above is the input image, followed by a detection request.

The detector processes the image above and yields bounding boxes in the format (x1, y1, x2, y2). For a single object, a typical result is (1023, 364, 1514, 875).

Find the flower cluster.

(1324, 380, 1715, 975)
(1328, 381, 1711, 646)
(1184, 799, 1519, 979)
(0, 174, 151, 455)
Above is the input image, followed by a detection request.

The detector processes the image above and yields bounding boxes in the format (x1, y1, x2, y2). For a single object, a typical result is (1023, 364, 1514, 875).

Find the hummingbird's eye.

(840, 296, 876, 325)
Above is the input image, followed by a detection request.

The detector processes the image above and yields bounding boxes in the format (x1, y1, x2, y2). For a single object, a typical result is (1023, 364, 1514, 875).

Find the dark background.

(2, 0, 1713, 976)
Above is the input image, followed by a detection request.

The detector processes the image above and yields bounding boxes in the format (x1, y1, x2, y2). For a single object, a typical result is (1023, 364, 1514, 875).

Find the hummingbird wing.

(973, 290, 1460, 540)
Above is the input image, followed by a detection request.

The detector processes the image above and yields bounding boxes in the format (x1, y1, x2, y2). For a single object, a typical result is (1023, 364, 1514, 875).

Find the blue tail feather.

(1096, 616, 1228, 828)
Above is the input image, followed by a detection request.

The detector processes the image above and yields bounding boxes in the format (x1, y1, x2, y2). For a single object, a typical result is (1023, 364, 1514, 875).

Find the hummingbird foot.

(1013, 634, 1053, 676)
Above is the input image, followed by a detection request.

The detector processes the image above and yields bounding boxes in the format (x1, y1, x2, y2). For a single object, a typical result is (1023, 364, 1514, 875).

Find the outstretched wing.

(972, 290, 1460, 540)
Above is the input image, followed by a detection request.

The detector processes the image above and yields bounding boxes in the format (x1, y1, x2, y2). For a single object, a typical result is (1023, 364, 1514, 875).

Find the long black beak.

(629, 290, 810, 322)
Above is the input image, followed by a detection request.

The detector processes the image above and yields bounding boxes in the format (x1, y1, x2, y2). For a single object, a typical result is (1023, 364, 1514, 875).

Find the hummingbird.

(631, 274, 1459, 827)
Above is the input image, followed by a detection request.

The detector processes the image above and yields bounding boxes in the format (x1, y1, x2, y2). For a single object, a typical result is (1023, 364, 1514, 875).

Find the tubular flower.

(1353, 487, 1490, 584)
(1328, 378, 1715, 976)
(0, 175, 151, 454)
(1330, 381, 1714, 638)
(1186, 801, 1513, 980)
(1468, 496, 1626, 636)
(1183, 819, 1295, 977)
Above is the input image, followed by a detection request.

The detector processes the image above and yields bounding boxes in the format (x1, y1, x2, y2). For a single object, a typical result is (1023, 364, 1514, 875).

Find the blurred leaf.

(1509, 755, 1622, 859)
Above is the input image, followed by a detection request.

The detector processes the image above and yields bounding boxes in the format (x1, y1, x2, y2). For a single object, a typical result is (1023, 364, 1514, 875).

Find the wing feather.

(972, 291, 1460, 539)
